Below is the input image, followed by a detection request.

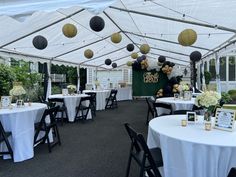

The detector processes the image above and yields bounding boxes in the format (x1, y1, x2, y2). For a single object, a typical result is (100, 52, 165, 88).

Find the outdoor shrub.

(0, 64, 15, 96)
(228, 90, 236, 101)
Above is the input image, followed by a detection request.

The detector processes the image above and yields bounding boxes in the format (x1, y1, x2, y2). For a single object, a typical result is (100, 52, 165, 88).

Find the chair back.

(110, 89, 118, 99)
(85, 92, 96, 105)
(173, 110, 192, 115)
(228, 167, 236, 177)
(145, 98, 155, 117)
(41, 106, 60, 124)
(153, 102, 172, 117)
(124, 123, 160, 175)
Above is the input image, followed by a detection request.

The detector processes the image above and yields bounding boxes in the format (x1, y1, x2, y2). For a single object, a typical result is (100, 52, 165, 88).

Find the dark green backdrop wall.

(132, 69, 168, 96)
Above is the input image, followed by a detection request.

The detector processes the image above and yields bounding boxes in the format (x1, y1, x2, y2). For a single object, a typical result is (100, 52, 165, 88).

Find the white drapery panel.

(215, 53, 221, 94)
(46, 61, 52, 100)
(201, 61, 206, 91)
(77, 65, 80, 92)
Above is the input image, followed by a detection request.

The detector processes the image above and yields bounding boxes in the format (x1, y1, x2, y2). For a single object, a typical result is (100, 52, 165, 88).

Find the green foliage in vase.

(228, 90, 236, 101)
(0, 64, 16, 96)
(221, 92, 232, 104)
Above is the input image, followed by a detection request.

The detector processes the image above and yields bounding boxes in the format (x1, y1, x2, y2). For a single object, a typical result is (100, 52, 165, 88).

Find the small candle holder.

(181, 119, 187, 127)
(205, 121, 212, 131)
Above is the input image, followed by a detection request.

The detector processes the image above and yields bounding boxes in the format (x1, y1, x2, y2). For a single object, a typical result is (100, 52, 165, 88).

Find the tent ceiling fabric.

(0, 0, 236, 69)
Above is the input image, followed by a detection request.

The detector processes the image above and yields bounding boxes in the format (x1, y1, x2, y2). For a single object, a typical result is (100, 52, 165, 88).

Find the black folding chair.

(85, 92, 96, 118)
(0, 121, 13, 160)
(153, 102, 172, 117)
(48, 98, 68, 125)
(34, 106, 61, 153)
(145, 97, 155, 125)
(124, 123, 163, 177)
(105, 89, 118, 109)
(228, 167, 236, 177)
(75, 96, 92, 121)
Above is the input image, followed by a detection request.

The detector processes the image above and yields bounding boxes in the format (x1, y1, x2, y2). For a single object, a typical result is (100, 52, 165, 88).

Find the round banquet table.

(49, 94, 91, 122)
(156, 97, 195, 111)
(0, 103, 47, 162)
(147, 115, 236, 177)
(83, 90, 110, 110)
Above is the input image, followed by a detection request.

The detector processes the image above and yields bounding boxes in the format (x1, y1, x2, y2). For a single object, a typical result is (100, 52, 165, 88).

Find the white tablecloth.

(0, 103, 47, 162)
(156, 97, 195, 111)
(116, 87, 132, 101)
(49, 94, 91, 122)
(83, 90, 110, 110)
(147, 115, 236, 177)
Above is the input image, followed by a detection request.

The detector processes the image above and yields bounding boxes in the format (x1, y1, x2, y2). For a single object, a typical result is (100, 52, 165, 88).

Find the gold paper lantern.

(126, 61, 133, 66)
(140, 44, 150, 54)
(111, 33, 122, 43)
(178, 29, 197, 46)
(131, 52, 138, 59)
(62, 23, 77, 38)
(84, 49, 94, 59)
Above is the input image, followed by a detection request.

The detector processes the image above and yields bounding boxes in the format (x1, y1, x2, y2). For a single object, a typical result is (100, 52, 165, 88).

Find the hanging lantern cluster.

(84, 49, 94, 59)
(178, 29, 197, 46)
(32, 35, 48, 50)
(62, 23, 77, 38)
(140, 44, 150, 54)
(131, 52, 138, 59)
(105, 59, 112, 65)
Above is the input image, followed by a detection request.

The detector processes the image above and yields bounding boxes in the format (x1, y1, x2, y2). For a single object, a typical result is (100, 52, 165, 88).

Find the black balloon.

(190, 51, 202, 62)
(126, 44, 134, 52)
(162, 61, 171, 67)
(132, 61, 141, 70)
(90, 16, 105, 32)
(32, 35, 48, 50)
(141, 55, 146, 60)
(137, 56, 144, 63)
(105, 59, 112, 65)
(169, 62, 175, 67)
(158, 56, 166, 63)
(163, 85, 173, 97)
(169, 77, 178, 85)
(112, 63, 117, 68)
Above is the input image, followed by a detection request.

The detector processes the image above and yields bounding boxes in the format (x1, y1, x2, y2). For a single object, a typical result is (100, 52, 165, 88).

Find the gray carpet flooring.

(0, 100, 148, 177)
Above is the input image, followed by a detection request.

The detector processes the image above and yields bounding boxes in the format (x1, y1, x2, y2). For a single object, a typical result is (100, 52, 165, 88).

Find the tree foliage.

(0, 64, 15, 96)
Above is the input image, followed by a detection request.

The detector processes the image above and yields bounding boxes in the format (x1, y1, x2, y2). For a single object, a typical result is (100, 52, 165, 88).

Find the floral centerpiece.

(9, 82, 26, 105)
(177, 82, 191, 100)
(178, 82, 190, 92)
(195, 91, 221, 121)
(94, 80, 100, 90)
(67, 84, 76, 95)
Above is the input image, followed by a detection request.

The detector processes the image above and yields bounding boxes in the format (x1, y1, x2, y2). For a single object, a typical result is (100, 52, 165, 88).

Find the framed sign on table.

(62, 89, 68, 96)
(187, 111, 196, 123)
(1, 96, 12, 108)
(214, 108, 236, 132)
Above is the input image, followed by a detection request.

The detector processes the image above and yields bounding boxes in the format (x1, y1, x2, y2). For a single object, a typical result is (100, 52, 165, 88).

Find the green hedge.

(228, 90, 236, 100)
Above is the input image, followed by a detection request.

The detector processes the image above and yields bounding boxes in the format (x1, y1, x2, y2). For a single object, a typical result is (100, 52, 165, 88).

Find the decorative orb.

(190, 51, 202, 62)
(140, 44, 150, 54)
(84, 49, 94, 59)
(158, 56, 166, 63)
(126, 44, 134, 52)
(112, 63, 117, 68)
(90, 16, 105, 32)
(111, 33, 122, 43)
(32, 35, 48, 50)
(105, 59, 112, 65)
(62, 23, 77, 38)
(126, 61, 133, 66)
(131, 52, 138, 59)
(178, 29, 197, 46)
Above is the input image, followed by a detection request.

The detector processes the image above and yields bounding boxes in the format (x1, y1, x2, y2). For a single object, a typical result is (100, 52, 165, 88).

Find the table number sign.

(214, 108, 235, 131)
(1, 96, 12, 108)
(187, 112, 196, 123)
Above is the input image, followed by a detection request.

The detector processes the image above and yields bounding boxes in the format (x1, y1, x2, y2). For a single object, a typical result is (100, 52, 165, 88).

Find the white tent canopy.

(0, 0, 236, 69)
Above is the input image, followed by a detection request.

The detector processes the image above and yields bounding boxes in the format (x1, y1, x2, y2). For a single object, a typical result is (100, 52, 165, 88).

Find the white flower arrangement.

(178, 82, 190, 92)
(67, 85, 76, 91)
(195, 91, 221, 108)
(9, 85, 26, 96)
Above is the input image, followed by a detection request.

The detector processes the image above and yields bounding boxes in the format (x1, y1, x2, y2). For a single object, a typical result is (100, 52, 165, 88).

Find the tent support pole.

(109, 6, 236, 33)
(0, 9, 85, 48)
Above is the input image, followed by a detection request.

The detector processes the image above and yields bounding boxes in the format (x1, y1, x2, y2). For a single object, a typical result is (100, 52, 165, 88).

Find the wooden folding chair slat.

(0, 121, 13, 160)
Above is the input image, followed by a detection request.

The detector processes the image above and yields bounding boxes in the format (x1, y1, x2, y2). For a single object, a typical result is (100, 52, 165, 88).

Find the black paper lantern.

(112, 63, 117, 68)
(32, 35, 48, 50)
(158, 56, 166, 63)
(90, 16, 105, 32)
(105, 59, 112, 65)
(126, 44, 134, 52)
(190, 51, 202, 62)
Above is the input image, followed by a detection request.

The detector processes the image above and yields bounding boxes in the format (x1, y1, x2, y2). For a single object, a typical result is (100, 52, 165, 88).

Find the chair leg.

(125, 154, 132, 177)
(54, 126, 61, 146)
(146, 110, 150, 125)
(61, 111, 64, 126)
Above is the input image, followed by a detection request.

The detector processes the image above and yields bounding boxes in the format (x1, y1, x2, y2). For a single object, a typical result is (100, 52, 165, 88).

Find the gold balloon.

(140, 44, 150, 54)
(178, 29, 197, 46)
(62, 23, 77, 38)
(84, 49, 94, 59)
(111, 33, 122, 43)
(131, 52, 138, 59)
